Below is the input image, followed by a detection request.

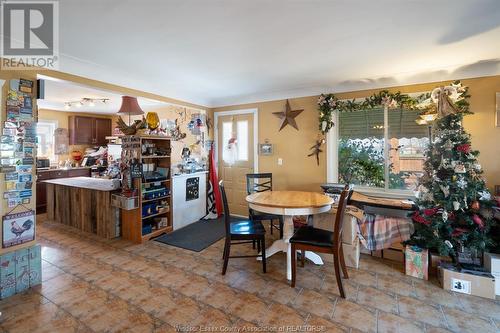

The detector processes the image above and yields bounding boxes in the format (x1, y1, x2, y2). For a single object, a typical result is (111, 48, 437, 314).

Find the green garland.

(317, 89, 431, 135)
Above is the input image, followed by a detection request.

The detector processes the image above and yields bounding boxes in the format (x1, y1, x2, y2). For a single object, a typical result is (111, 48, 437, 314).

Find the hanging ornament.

(453, 201, 460, 211)
(478, 190, 491, 201)
(452, 228, 468, 237)
(439, 185, 450, 197)
(442, 210, 448, 222)
(454, 164, 466, 173)
(452, 175, 457, 182)
(472, 214, 484, 229)
(445, 240, 454, 249)
(471, 201, 480, 211)
(443, 139, 454, 151)
(463, 195, 468, 209)
(456, 178, 467, 189)
(473, 163, 482, 171)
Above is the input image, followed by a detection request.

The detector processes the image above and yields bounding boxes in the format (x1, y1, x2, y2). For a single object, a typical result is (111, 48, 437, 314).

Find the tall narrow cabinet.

(121, 136, 173, 243)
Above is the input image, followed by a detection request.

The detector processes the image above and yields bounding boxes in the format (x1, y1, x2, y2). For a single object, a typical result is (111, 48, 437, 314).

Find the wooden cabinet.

(94, 118, 112, 145)
(36, 168, 91, 214)
(69, 116, 111, 145)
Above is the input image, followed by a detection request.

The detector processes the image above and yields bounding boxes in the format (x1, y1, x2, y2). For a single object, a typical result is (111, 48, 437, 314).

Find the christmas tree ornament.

(472, 214, 484, 229)
(454, 164, 466, 173)
(453, 201, 460, 210)
(478, 190, 491, 201)
(444, 240, 453, 249)
(456, 143, 471, 154)
(443, 139, 454, 151)
(473, 163, 482, 171)
(452, 175, 457, 181)
(456, 178, 467, 189)
(471, 200, 480, 211)
(442, 210, 448, 222)
(431, 86, 461, 118)
(439, 185, 450, 197)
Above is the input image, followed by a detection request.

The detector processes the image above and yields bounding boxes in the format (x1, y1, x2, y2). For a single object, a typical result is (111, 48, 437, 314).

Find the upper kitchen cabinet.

(69, 116, 112, 145)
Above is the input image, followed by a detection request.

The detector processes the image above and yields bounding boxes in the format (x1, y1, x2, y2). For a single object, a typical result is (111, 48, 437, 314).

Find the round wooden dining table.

(245, 191, 334, 280)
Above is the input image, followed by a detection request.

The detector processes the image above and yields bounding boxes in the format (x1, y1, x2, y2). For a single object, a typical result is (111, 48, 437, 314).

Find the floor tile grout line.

(41, 235, 304, 329)
(32, 288, 98, 333)
(438, 304, 452, 331)
(37, 224, 499, 332)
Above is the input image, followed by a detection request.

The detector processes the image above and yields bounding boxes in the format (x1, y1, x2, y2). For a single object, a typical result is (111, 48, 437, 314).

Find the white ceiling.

(37, 77, 168, 114)
(52, 0, 500, 107)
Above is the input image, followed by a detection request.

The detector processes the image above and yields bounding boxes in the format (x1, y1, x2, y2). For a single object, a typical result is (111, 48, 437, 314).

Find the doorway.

(215, 109, 258, 216)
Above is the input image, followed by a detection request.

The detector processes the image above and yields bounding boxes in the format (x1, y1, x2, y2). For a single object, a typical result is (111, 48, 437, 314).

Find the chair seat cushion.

(290, 226, 334, 247)
(230, 220, 266, 235)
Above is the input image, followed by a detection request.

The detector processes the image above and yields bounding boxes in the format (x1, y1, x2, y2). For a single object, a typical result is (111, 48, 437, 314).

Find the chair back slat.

(246, 173, 273, 194)
(218, 180, 231, 237)
(332, 185, 354, 249)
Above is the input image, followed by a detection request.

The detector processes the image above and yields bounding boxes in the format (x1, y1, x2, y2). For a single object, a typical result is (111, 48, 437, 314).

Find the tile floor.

(1, 221, 499, 333)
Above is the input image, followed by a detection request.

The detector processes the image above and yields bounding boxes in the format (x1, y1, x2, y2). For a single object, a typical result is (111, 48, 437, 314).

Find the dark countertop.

(43, 177, 120, 191)
(37, 166, 91, 173)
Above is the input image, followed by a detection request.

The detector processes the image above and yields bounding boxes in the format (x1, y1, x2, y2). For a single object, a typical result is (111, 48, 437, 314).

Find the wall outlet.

(277, 158, 283, 166)
(451, 278, 471, 294)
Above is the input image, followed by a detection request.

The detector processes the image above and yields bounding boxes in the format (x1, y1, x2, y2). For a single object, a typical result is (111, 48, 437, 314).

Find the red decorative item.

(471, 200, 480, 211)
(472, 214, 484, 229)
(424, 207, 439, 216)
(451, 228, 468, 237)
(456, 143, 471, 154)
(412, 211, 431, 225)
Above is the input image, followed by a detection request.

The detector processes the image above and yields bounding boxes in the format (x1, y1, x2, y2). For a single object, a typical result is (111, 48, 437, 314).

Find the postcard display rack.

(0, 78, 41, 299)
(120, 136, 173, 243)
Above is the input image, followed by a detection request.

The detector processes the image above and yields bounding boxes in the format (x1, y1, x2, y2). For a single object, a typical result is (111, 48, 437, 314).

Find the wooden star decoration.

(272, 99, 304, 131)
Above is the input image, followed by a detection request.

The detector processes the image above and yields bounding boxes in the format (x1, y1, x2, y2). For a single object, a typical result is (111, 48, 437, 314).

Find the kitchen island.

(45, 177, 120, 239)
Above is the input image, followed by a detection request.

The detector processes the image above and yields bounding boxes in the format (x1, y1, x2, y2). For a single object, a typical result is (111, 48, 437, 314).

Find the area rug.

(153, 215, 244, 252)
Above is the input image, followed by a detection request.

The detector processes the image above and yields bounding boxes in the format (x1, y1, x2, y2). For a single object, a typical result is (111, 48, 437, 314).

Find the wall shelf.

(121, 136, 173, 243)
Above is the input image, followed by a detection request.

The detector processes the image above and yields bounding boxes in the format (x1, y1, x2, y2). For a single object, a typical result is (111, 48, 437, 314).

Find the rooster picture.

(11, 219, 33, 239)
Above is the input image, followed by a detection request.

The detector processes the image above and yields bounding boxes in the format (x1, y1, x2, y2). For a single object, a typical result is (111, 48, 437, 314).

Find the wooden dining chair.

(246, 173, 284, 238)
(289, 185, 353, 298)
(219, 180, 267, 275)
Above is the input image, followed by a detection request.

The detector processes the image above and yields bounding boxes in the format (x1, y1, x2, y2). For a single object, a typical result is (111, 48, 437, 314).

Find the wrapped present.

(405, 245, 429, 280)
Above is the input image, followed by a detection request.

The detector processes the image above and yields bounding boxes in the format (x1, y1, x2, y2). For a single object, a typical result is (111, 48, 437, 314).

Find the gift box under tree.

(405, 245, 429, 280)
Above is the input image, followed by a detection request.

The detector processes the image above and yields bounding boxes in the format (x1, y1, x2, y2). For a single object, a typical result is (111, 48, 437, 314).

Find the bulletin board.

(0, 75, 38, 255)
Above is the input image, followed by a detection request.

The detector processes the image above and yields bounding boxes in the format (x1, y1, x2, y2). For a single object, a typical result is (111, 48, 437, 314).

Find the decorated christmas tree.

(409, 81, 495, 260)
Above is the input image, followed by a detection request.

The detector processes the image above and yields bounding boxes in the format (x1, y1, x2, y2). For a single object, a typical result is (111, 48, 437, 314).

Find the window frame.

(326, 94, 427, 199)
(36, 119, 59, 163)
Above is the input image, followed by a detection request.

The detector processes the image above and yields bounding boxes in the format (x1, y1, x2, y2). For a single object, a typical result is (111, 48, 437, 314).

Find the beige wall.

(112, 105, 209, 166)
(38, 109, 114, 163)
(213, 75, 500, 192)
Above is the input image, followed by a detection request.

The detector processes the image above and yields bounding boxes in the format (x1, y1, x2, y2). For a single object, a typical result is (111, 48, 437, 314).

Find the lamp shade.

(117, 96, 144, 115)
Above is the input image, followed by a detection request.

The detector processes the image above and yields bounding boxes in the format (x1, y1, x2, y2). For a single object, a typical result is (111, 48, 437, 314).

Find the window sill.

(352, 186, 416, 201)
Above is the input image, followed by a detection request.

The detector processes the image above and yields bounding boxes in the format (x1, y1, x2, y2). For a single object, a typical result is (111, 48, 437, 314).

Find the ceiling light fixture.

(63, 98, 110, 109)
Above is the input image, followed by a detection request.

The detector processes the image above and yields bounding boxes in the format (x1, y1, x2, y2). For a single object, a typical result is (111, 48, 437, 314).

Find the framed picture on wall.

(496, 92, 500, 127)
(259, 143, 273, 155)
(2, 210, 35, 248)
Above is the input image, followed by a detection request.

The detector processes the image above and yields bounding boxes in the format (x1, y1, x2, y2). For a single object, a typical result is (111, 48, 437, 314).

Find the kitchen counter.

(43, 176, 120, 191)
(45, 177, 120, 239)
(37, 166, 90, 172)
